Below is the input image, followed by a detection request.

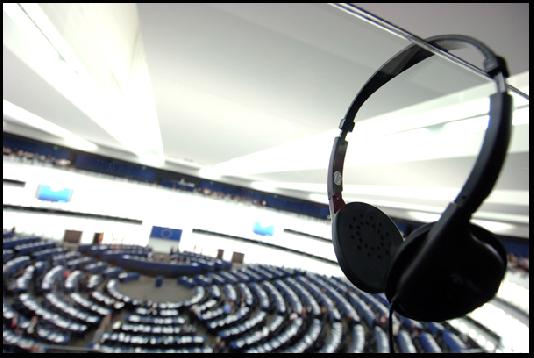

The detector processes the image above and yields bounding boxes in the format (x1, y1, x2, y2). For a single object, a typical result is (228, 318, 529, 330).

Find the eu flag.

(150, 226, 182, 241)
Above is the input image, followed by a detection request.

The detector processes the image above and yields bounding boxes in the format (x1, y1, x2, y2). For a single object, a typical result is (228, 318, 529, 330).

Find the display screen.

(253, 222, 274, 236)
(36, 185, 73, 202)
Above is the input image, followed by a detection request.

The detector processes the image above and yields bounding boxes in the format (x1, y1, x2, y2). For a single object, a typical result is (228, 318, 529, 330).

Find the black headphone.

(328, 35, 511, 322)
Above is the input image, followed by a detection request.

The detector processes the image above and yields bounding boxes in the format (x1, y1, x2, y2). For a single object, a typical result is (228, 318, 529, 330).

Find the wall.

(3, 158, 340, 274)
(2, 209, 142, 244)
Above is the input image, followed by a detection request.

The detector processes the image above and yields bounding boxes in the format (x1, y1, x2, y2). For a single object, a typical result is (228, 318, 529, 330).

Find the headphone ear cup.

(386, 222, 507, 322)
(332, 202, 403, 293)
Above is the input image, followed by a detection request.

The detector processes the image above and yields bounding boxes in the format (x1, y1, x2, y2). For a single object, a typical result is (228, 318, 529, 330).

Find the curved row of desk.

(3, 234, 479, 353)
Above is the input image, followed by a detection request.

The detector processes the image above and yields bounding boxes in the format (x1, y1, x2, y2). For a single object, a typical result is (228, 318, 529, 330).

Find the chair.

(155, 276, 164, 288)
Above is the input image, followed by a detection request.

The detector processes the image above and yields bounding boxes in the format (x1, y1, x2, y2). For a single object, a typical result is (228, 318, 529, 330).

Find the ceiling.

(355, 3, 530, 76)
(2, 3, 529, 237)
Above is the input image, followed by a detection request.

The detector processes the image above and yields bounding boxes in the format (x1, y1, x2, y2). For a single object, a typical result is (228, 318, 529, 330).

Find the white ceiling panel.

(2, 46, 120, 146)
(137, 3, 492, 164)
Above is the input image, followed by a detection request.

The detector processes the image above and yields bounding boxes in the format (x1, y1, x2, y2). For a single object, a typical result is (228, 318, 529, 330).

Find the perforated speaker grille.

(333, 202, 403, 293)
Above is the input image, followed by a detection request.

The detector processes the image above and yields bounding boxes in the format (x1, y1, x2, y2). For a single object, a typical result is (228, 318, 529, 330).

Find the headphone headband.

(328, 35, 512, 225)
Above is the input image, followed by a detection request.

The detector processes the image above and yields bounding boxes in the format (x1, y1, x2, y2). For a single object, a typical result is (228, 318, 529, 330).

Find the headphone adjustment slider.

(339, 117, 356, 133)
(484, 56, 509, 78)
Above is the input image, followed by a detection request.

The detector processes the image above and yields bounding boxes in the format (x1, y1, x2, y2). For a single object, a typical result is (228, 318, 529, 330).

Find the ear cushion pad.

(332, 202, 403, 293)
(386, 222, 507, 321)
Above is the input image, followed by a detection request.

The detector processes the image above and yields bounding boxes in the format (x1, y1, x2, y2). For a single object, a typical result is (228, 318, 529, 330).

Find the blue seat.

(284, 318, 322, 353)
(319, 321, 342, 353)
(418, 332, 442, 353)
(397, 330, 417, 353)
(178, 276, 194, 287)
(104, 267, 122, 279)
(218, 310, 266, 339)
(3, 250, 14, 263)
(347, 324, 365, 353)
(442, 329, 465, 353)
(425, 322, 444, 335)
(84, 262, 108, 274)
(32, 248, 59, 261)
(3, 230, 16, 239)
(155, 275, 164, 287)
(3, 236, 41, 250)
(374, 327, 388, 353)
(3, 256, 31, 277)
(249, 283, 270, 311)
(15, 241, 56, 255)
(120, 272, 141, 283)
